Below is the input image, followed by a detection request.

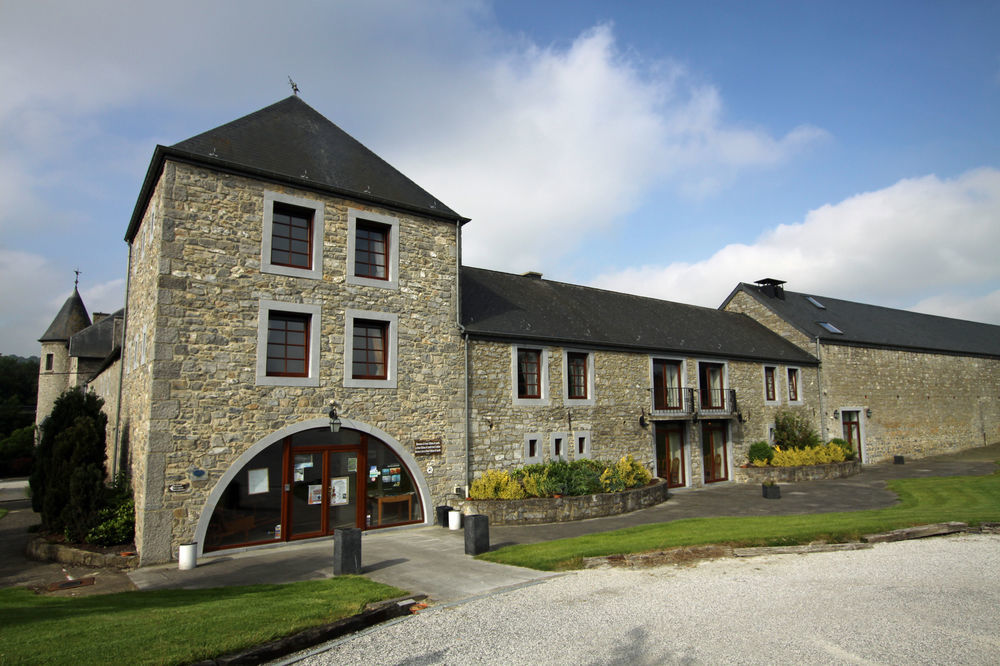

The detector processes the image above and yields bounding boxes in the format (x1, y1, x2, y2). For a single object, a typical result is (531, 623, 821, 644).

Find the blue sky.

(2, 0, 999, 357)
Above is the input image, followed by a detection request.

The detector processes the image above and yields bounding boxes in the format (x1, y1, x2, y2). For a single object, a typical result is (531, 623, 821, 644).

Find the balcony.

(699, 388, 737, 417)
(651, 388, 737, 419)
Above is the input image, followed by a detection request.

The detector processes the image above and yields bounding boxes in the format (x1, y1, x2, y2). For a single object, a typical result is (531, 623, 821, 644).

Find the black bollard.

(333, 527, 362, 575)
(894, 455, 905, 465)
(436, 505, 452, 527)
(464, 514, 490, 555)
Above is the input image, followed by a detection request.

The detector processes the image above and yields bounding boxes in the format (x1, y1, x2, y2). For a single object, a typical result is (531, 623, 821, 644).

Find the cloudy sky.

(2, 1, 999, 357)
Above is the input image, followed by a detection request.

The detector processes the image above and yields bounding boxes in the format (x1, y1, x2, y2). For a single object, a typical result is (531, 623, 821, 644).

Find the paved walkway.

(3, 445, 997, 603)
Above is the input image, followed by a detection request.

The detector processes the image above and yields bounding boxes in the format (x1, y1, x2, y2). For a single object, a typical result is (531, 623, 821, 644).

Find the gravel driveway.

(287, 533, 999, 665)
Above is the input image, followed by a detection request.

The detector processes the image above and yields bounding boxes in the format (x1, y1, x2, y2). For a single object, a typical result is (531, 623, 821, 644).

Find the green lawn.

(0, 508, 7, 520)
(478, 469, 1000, 571)
(0, 576, 405, 665)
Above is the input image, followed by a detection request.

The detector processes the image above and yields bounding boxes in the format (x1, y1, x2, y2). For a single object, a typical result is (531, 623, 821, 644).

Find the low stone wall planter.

(735, 459, 861, 484)
(26, 536, 138, 570)
(456, 479, 669, 526)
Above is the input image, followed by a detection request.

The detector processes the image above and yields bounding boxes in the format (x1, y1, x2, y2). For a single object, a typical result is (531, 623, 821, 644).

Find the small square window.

(354, 222, 389, 280)
(347, 209, 399, 290)
(550, 432, 568, 461)
(261, 192, 323, 280)
(524, 433, 543, 464)
(255, 300, 320, 387)
(574, 431, 592, 459)
(44, 353, 53, 372)
(352, 319, 388, 380)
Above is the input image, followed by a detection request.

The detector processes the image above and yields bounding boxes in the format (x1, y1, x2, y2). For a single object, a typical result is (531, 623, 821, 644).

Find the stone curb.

(189, 595, 426, 665)
(25, 536, 138, 570)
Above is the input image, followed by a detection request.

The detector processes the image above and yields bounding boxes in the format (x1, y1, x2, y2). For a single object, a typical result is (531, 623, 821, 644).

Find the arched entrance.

(194, 419, 429, 555)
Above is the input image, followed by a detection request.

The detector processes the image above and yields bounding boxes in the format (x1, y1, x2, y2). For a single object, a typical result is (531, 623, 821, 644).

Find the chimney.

(92, 312, 109, 324)
(754, 278, 786, 300)
(522, 271, 543, 279)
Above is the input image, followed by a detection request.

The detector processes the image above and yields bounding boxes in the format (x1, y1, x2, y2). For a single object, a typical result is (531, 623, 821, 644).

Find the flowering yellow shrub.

(470, 469, 526, 499)
(771, 442, 847, 467)
(600, 454, 652, 492)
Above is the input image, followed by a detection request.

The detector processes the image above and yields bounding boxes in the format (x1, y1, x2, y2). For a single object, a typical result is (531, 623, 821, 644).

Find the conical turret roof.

(39, 288, 91, 342)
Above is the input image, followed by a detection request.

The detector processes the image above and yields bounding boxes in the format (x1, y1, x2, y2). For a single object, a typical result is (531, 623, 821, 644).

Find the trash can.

(178, 542, 197, 570)
(448, 509, 463, 530)
(464, 514, 489, 555)
(436, 505, 452, 527)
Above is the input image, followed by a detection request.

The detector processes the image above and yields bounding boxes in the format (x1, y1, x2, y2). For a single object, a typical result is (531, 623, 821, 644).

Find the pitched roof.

(69, 309, 124, 359)
(127, 96, 466, 241)
(726, 282, 1000, 358)
(39, 289, 91, 343)
(461, 267, 818, 364)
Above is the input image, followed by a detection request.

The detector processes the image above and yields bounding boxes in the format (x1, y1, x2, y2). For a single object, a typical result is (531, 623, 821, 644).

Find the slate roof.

(461, 267, 818, 364)
(69, 309, 124, 359)
(39, 289, 91, 343)
(726, 283, 1000, 358)
(126, 96, 466, 241)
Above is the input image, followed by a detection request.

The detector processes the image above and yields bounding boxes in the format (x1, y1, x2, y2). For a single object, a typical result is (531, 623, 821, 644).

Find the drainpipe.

(112, 242, 133, 478)
(455, 222, 471, 495)
(815, 337, 826, 442)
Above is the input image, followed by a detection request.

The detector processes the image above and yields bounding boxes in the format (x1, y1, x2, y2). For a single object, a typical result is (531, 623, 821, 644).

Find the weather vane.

(74, 268, 81, 289)
(288, 76, 299, 96)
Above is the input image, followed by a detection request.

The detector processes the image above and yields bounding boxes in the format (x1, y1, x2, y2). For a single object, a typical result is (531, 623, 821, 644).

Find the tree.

(30, 389, 108, 536)
(0, 355, 39, 438)
(773, 410, 822, 450)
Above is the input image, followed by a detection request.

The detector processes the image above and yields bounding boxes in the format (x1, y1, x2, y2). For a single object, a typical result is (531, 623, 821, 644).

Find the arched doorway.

(198, 422, 426, 553)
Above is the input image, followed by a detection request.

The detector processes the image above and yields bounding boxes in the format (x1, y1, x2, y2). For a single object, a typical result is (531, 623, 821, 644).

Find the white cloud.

(590, 168, 1000, 324)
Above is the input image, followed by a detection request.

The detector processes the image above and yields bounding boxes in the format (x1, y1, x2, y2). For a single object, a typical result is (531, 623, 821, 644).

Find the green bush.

(599, 455, 651, 493)
(773, 410, 821, 450)
(747, 440, 774, 465)
(476, 458, 646, 499)
(86, 498, 135, 546)
(0, 425, 35, 477)
(829, 437, 855, 460)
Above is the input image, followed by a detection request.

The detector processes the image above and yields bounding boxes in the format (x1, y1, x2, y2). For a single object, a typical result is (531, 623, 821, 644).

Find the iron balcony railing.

(651, 388, 737, 418)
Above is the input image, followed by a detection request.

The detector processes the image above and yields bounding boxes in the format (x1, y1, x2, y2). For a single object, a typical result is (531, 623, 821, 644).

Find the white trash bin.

(178, 542, 197, 570)
(448, 509, 462, 530)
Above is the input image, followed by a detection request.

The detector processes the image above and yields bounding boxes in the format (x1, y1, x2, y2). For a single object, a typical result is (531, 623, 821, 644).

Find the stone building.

(34, 97, 1000, 565)
(723, 279, 1000, 462)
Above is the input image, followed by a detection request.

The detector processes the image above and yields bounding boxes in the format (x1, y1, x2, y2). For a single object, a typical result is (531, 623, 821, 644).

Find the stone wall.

(466, 339, 821, 488)
(122, 160, 466, 563)
(35, 341, 69, 436)
(734, 460, 860, 483)
(724, 288, 1000, 462)
(86, 359, 122, 476)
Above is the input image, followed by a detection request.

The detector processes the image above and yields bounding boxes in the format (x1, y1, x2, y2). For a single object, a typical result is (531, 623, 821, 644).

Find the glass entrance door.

(287, 448, 362, 540)
(654, 423, 686, 487)
(842, 410, 862, 462)
(702, 421, 728, 483)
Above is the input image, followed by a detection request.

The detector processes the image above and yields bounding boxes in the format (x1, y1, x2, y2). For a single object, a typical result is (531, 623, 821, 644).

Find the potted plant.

(762, 480, 781, 499)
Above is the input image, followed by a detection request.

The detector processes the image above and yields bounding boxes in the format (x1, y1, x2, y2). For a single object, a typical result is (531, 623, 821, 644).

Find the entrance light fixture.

(329, 401, 342, 433)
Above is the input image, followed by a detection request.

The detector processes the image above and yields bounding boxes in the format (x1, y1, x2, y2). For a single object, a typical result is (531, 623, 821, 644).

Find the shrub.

(771, 442, 847, 467)
(600, 455, 651, 493)
(86, 498, 135, 546)
(470, 469, 521, 499)
(773, 411, 821, 450)
(747, 441, 774, 465)
(829, 437, 855, 460)
(0, 425, 35, 477)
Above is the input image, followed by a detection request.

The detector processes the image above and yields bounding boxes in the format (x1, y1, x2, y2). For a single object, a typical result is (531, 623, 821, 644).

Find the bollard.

(333, 527, 362, 575)
(448, 509, 463, 530)
(436, 505, 452, 527)
(464, 514, 489, 555)
(894, 455, 905, 465)
(178, 542, 197, 570)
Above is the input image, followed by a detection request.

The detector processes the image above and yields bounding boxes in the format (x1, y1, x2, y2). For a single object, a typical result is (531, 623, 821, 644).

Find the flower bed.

(456, 479, 669, 525)
(734, 460, 861, 484)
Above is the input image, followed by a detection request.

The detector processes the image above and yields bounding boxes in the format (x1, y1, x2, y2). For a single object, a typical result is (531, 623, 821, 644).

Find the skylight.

(806, 296, 826, 309)
(817, 321, 843, 334)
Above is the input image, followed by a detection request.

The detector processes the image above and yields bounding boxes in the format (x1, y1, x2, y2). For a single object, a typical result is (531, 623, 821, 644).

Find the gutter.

(815, 337, 826, 442)
(455, 223, 471, 496)
(112, 242, 133, 478)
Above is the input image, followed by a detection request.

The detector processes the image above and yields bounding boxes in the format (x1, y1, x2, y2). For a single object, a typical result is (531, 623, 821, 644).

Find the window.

(699, 362, 726, 410)
(343, 310, 398, 389)
(574, 431, 591, 459)
(563, 350, 594, 405)
(261, 191, 323, 279)
(817, 321, 844, 334)
(352, 320, 388, 379)
(524, 433, 543, 464)
(255, 300, 321, 386)
(764, 366, 778, 404)
(518, 349, 541, 398)
(550, 433, 568, 462)
(44, 354, 53, 372)
(787, 367, 801, 403)
(347, 209, 399, 289)
(652, 359, 683, 411)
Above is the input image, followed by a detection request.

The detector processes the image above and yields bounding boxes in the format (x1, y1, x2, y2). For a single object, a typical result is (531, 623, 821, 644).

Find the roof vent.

(754, 278, 786, 300)
(522, 271, 543, 279)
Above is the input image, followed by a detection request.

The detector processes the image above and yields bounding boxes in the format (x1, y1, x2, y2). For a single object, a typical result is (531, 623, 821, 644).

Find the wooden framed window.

(566, 352, 588, 400)
(352, 320, 388, 380)
(764, 366, 777, 402)
(653, 359, 683, 410)
(787, 367, 800, 402)
(270, 203, 313, 269)
(353, 222, 389, 280)
(517, 349, 542, 399)
(266, 312, 310, 377)
(699, 362, 725, 409)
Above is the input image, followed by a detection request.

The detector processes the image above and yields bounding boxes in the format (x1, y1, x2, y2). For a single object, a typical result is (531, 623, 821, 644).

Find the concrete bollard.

(178, 542, 197, 570)
(464, 514, 489, 555)
(334, 527, 362, 575)
(436, 505, 452, 527)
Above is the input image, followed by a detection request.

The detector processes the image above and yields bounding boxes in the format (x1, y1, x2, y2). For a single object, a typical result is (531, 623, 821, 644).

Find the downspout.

(815, 337, 826, 442)
(455, 221, 471, 495)
(112, 242, 133, 478)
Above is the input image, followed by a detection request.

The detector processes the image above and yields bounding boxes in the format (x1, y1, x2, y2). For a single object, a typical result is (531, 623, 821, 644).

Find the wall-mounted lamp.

(639, 408, 648, 428)
(833, 409, 840, 420)
(329, 401, 342, 433)
(866, 408, 872, 418)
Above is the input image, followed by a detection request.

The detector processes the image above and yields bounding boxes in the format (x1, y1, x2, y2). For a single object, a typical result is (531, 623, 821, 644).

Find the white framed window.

(261, 191, 324, 280)
(562, 349, 595, 406)
(524, 433, 543, 464)
(550, 432, 568, 462)
(512, 346, 550, 406)
(786, 366, 803, 404)
(255, 300, 321, 386)
(763, 365, 780, 405)
(344, 309, 398, 389)
(573, 431, 592, 459)
(347, 208, 399, 290)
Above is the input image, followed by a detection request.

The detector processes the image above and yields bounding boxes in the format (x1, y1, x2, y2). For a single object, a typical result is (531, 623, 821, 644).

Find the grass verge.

(0, 576, 405, 665)
(0, 508, 7, 520)
(477, 469, 1000, 571)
